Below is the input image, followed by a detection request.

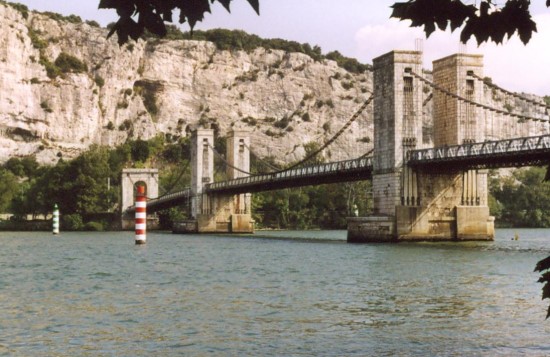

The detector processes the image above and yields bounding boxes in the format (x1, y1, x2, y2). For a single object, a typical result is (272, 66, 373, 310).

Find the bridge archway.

(121, 168, 159, 213)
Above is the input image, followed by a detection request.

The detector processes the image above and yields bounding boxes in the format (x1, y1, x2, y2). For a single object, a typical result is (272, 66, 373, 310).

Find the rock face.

(0, 4, 546, 165)
(0, 4, 373, 164)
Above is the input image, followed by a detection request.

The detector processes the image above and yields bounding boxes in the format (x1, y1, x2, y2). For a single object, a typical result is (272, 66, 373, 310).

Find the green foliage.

(84, 221, 104, 231)
(42, 11, 82, 24)
(235, 69, 259, 82)
(95, 74, 105, 87)
(4, 156, 38, 177)
(341, 81, 354, 90)
(40, 101, 52, 113)
(0, 168, 18, 213)
(326, 50, 371, 73)
(490, 167, 550, 227)
(158, 207, 187, 229)
(134, 24, 369, 74)
(28, 28, 47, 49)
(241, 116, 257, 126)
(86, 20, 100, 28)
(544, 96, 550, 107)
(253, 181, 371, 229)
(131, 139, 150, 162)
(54, 52, 88, 74)
(133, 80, 161, 116)
(62, 213, 84, 230)
(39, 55, 61, 79)
(118, 119, 133, 131)
(2, 137, 191, 221)
(273, 115, 290, 129)
(6, 2, 28, 19)
(30, 77, 40, 84)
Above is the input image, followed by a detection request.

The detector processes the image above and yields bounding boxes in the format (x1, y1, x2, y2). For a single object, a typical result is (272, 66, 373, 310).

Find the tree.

(391, 0, 547, 45)
(0, 169, 18, 213)
(99, 0, 259, 45)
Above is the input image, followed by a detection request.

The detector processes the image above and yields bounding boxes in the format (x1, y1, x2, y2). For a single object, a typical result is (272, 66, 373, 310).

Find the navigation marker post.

(135, 185, 146, 245)
(52, 204, 60, 235)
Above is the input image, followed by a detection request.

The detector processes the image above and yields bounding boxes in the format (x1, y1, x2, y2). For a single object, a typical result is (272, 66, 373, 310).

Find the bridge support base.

(347, 206, 494, 242)
(347, 216, 397, 243)
(172, 214, 254, 234)
(121, 214, 159, 231)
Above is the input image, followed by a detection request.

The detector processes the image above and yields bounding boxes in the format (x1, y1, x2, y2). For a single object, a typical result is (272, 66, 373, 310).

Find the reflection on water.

(0, 229, 549, 355)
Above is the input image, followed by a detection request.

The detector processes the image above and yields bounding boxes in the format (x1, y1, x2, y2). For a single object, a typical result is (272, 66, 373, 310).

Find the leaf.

(542, 281, 550, 301)
(217, 0, 232, 12)
(98, 0, 118, 9)
(246, 0, 260, 14)
(424, 22, 436, 37)
(178, 0, 211, 29)
(535, 255, 550, 272)
(538, 271, 550, 284)
(139, 10, 166, 37)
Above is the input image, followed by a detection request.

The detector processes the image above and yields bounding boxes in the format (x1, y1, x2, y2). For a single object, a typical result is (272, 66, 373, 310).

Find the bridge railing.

(206, 156, 372, 192)
(409, 134, 550, 166)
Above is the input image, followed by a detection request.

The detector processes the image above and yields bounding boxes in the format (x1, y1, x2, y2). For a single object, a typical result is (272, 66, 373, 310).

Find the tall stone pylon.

(225, 130, 254, 232)
(174, 128, 253, 233)
(348, 50, 424, 242)
(348, 50, 494, 242)
(190, 129, 214, 218)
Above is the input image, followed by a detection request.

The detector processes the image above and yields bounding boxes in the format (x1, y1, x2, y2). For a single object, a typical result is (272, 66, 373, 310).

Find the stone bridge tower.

(348, 50, 494, 242)
(176, 129, 254, 233)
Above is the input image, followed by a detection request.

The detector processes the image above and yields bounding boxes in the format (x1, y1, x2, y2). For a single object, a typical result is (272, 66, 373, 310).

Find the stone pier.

(348, 51, 494, 242)
(173, 129, 254, 233)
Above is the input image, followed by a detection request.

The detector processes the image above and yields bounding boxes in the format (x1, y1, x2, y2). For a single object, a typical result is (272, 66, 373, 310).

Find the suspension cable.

(423, 92, 433, 107)
(281, 95, 374, 171)
(470, 72, 549, 111)
(411, 71, 549, 123)
(244, 142, 282, 173)
(207, 141, 253, 176)
(157, 160, 190, 197)
(206, 95, 373, 177)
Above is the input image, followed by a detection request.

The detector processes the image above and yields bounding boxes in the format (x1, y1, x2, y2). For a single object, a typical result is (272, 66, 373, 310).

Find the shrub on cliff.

(54, 52, 88, 74)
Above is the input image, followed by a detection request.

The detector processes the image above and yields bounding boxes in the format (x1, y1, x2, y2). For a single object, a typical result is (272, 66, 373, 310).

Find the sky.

(13, 0, 550, 96)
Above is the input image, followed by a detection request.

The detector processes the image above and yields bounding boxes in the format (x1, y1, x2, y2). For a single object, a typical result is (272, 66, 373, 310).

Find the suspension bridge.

(121, 50, 550, 242)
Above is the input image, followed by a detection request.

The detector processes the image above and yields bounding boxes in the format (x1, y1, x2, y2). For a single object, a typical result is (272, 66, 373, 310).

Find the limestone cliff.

(0, 3, 373, 164)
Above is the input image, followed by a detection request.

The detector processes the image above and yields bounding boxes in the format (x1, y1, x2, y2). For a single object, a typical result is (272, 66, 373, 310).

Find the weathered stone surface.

(0, 4, 373, 164)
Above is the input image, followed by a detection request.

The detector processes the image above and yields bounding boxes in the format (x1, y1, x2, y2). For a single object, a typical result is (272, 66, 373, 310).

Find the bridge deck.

(130, 134, 550, 213)
(206, 157, 373, 194)
(408, 134, 550, 170)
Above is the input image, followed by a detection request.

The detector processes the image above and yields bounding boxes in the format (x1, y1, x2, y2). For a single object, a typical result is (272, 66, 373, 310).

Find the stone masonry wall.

(372, 50, 423, 215)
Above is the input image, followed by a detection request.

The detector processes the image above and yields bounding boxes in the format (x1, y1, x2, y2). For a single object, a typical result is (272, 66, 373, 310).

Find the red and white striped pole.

(135, 185, 146, 245)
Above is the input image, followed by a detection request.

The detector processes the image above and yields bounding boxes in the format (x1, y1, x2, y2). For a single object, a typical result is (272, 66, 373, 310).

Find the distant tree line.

(489, 167, 550, 228)
(109, 25, 372, 74)
(0, 136, 371, 230)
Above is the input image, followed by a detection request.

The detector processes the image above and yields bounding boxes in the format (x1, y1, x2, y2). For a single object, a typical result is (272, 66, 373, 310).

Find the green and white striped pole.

(53, 204, 60, 235)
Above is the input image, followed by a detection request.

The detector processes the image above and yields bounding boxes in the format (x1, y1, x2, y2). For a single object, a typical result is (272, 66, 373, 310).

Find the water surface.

(0, 229, 549, 356)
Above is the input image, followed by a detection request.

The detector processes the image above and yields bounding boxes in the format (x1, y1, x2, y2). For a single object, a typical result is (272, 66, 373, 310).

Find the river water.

(1, 229, 550, 356)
